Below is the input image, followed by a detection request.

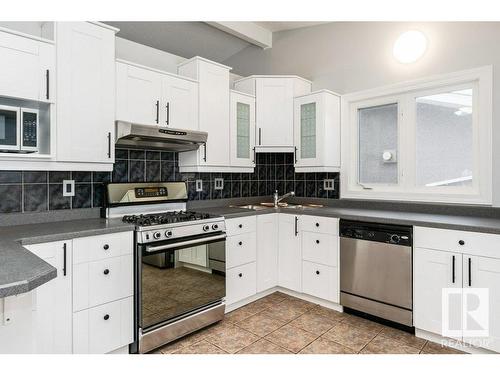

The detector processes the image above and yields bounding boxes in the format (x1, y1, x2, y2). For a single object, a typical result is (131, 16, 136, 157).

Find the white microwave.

(0, 104, 39, 153)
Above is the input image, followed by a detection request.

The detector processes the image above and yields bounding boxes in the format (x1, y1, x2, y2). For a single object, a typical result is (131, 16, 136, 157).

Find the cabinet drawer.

(226, 262, 257, 305)
(414, 226, 500, 259)
(302, 231, 338, 267)
(225, 216, 257, 236)
(300, 215, 338, 235)
(73, 296, 133, 354)
(302, 261, 338, 302)
(73, 231, 133, 264)
(73, 255, 133, 311)
(226, 232, 257, 269)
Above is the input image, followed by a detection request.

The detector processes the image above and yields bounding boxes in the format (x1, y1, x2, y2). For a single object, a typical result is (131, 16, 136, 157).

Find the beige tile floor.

(151, 292, 465, 355)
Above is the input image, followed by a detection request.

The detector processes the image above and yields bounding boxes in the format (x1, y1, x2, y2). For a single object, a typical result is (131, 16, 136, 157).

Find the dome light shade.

(393, 30, 427, 64)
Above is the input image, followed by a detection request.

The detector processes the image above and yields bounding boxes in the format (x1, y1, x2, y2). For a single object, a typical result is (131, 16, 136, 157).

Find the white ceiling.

(254, 22, 330, 32)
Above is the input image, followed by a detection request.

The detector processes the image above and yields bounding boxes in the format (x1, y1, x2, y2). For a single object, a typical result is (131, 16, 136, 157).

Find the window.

(341, 66, 492, 204)
(300, 102, 316, 158)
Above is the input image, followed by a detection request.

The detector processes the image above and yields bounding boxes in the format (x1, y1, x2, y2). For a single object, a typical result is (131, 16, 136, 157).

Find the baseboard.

(225, 287, 342, 314)
(415, 329, 497, 354)
(107, 345, 130, 354)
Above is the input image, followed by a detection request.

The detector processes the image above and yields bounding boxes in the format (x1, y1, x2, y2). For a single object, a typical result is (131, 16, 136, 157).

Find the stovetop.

(122, 211, 213, 227)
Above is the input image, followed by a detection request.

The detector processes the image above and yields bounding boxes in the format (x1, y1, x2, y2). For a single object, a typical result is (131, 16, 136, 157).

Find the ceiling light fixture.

(393, 30, 427, 64)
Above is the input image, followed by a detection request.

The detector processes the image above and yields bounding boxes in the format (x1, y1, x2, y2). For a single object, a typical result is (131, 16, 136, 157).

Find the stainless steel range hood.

(115, 121, 207, 152)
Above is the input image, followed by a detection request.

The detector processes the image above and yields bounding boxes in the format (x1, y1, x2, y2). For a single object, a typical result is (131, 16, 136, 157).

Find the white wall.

(223, 22, 500, 205)
(115, 37, 243, 83)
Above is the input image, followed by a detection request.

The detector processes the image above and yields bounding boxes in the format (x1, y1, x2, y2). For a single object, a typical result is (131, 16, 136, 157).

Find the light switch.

(196, 180, 203, 192)
(63, 180, 75, 197)
(214, 178, 224, 190)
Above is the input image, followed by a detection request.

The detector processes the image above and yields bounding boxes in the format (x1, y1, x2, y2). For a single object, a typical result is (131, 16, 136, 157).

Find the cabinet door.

(255, 78, 294, 147)
(465, 255, 500, 352)
(294, 93, 323, 167)
(278, 214, 302, 292)
(256, 214, 279, 292)
(302, 261, 338, 302)
(116, 62, 162, 126)
(56, 22, 115, 163)
(230, 92, 256, 168)
(226, 262, 257, 306)
(162, 75, 198, 130)
(414, 247, 462, 338)
(26, 240, 73, 354)
(0, 31, 54, 102)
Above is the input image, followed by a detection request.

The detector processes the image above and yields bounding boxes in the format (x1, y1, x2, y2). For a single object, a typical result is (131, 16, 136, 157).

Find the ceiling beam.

(206, 22, 272, 49)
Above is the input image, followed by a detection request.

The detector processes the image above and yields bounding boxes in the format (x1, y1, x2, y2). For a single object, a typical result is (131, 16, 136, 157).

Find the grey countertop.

(0, 218, 134, 298)
(197, 205, 500, 234)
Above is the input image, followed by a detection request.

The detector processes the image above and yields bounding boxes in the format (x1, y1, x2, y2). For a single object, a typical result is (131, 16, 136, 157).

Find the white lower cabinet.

(23, 231, 134, 354)
(26, 240, 73, 354)
(73, 297, 133, 354)
(414, 226, 500, 353)
(225, 217, 257, 306)
(256, 214, 279, 293)
(414, 247, 462, 338)
(278, 214, 302, 292)
(226, 263, 257, 306)
(302, 261, 338, 302)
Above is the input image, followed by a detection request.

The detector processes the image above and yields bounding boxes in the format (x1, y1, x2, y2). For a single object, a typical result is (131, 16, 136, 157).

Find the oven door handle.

(144, 234, 227, 253)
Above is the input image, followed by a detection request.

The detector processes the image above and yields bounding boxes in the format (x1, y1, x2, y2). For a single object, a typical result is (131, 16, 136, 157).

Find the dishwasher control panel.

(339, 220, 412, 246)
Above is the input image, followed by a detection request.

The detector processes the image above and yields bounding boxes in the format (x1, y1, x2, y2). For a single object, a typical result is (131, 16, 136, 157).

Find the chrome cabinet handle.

(155, 100, 159, 124)
(452, 255, 455, 284)
(63, 243, 67, 276)
(166, 102, 170, 125)
(46, 69, 50, 100)
(145, 234, 226, 253)
(468, 257, 472, 287)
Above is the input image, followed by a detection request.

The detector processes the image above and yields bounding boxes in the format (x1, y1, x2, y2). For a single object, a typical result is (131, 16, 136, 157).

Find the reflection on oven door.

(141, 241, 225, 330)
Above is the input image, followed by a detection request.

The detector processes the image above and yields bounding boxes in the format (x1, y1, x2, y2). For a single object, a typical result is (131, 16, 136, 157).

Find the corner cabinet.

(293, 90, 341, 172)
(234, 75, 311, 152)
(230, 90, 256, 169)
(116, 60, 198, 130)
(55, 22, 117, 167)
(178, 56, 232, 172)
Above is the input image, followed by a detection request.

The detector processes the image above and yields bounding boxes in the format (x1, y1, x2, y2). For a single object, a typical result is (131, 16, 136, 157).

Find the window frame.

(341, 66, 492, 205)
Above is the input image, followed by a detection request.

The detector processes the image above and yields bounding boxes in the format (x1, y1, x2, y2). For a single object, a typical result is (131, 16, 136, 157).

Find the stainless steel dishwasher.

(339, 220, 413, 327)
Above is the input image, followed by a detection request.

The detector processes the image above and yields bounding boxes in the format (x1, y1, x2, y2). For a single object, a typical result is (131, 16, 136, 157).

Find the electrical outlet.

(214, 178, 224, 190)
(62, 180, 75, 197)
(195, 179, 203, 192)
(323, 179, 335, 191)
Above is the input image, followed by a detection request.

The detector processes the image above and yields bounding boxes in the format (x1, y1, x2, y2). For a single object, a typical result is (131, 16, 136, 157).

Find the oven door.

(139, 233, 226, 333)
(0, 105, 20, 151)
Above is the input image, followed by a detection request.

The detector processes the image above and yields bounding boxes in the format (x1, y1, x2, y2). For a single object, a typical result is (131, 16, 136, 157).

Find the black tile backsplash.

(0, 149, 340, 214)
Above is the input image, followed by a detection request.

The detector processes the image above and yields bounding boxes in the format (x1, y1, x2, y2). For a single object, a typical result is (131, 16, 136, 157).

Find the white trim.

(0, 26, 54, 45)
(87, 22, 120, 33)
(115, 58, 198, 83)
(415, 328, 497, 354)
(229, 89, 255, 98)
(234, 75, 312, 85)
(341, 66, 493, 205)
(177, 56, 232, 71)
(295, 89, 341, 98)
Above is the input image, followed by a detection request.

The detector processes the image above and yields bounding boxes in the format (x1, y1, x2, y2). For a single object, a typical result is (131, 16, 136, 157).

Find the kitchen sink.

(230, 204, 271, 211)
(230, 202, 315, 211)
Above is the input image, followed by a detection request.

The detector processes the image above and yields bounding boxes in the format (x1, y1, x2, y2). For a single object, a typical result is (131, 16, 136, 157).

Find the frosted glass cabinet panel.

(294, 90, 340, 172)
(230, 90, 255, 169)
(416, 88, 473, 188)
(300, 102, 316, 159)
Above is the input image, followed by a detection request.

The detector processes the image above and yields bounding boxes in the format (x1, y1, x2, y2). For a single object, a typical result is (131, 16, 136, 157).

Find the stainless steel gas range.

(104, 182, 226, 354)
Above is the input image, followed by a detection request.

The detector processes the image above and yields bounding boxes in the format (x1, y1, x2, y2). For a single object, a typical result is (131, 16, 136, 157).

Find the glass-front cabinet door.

(294, 92, 322, 168)
(230, 90, 255, 168)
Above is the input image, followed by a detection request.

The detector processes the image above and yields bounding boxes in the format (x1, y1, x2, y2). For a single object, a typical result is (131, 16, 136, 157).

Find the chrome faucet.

(273, 190, 295, 207)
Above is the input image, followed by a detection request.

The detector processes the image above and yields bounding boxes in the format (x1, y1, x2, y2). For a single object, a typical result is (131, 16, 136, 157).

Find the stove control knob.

(153, 232, 162, 240)
(203, 224, 210, 232)
(165, 230, 173, 238)
(212, 224, 219, 231)
(390, 234, 400, 244)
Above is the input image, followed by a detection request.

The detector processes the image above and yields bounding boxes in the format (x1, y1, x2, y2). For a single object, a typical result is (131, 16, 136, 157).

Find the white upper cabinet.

(56, 22, 116, 165)
(116, 60, 198, 129)
(294, 90, 341, 172)
(230, 90, 255, 169)
(234, 76, 311, 151)
(0, 30, 55, 103)
(178, 57, 231, 172)
(116, 61, 162, 126)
